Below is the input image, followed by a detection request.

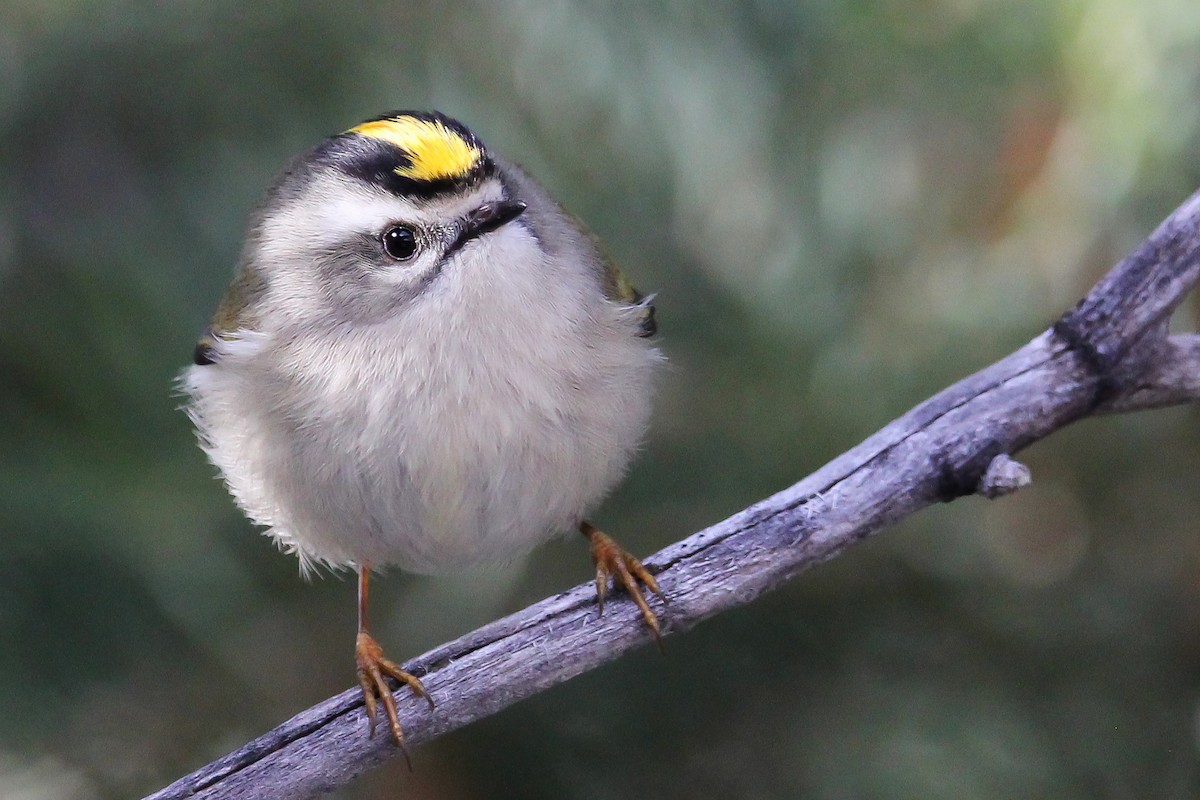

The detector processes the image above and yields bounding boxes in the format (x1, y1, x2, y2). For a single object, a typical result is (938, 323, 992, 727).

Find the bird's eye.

(381, 226, 418, 261)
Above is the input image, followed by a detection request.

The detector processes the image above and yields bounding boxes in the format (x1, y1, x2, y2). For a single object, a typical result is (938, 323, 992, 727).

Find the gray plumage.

(181, 117, 660, 575)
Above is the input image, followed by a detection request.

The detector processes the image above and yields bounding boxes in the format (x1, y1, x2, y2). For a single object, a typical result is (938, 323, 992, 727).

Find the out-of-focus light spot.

(981, 483, 1089, 586)
(0, 751, 98, 800)
(819, 111, 921, 248)
(885, 0, 983, 45)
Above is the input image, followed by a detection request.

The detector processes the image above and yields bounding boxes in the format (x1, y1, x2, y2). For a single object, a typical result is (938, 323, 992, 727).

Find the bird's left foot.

(581, 520, 666, 646)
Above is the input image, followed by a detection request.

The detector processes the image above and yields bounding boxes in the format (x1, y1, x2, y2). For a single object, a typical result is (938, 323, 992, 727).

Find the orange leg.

(354, 566, 433, 763)
(580, 521, 666, 647)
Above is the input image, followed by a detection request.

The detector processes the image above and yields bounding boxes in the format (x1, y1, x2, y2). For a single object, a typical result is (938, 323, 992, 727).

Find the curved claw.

(582, 521, 666, 649)
(355, 631, 433, 767)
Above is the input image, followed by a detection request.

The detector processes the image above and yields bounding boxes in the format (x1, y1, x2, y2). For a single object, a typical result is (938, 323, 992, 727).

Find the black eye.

(381, 226, 418, 261)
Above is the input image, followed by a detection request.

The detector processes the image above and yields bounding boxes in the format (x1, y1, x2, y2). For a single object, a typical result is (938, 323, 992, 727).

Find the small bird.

(181, 111, 664, 750)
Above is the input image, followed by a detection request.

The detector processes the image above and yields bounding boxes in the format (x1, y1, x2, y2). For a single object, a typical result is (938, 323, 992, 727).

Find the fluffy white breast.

(183, 219, 659, 574)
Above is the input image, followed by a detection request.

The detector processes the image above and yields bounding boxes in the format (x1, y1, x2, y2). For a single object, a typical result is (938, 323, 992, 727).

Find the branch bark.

(146, 190, 1200, 800)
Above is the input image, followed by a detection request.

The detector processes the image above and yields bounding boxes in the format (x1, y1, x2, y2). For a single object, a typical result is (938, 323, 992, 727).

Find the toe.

(357, 668, 378, 738)
(582, 523, 666, 643)
(355, 632, 431, 755)
(626, 555, 665, 602)
(613, 557, 662, 642)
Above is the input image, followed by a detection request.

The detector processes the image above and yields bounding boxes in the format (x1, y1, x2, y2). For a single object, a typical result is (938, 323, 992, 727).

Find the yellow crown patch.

(349, 115, 483, 182)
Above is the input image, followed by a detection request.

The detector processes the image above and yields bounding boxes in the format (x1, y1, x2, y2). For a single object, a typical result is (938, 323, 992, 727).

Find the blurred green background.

(3, 1, 1200, 798)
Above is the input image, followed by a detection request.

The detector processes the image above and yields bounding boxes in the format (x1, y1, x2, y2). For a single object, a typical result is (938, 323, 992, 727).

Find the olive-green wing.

(600, 256, 657, 338)
(192, 266, 266, 365)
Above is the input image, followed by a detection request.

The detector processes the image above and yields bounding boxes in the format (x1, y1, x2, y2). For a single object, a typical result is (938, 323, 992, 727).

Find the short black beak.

(447, 200, 527, 255)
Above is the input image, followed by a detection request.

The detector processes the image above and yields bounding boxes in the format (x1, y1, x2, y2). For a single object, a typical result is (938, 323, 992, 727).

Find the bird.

(180, 110, 665, 752)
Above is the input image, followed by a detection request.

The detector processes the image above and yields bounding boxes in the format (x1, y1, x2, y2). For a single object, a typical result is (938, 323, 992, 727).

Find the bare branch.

(1098, 333, 1200, 413)
(145, 189, 1200, 800)
(977, 454, 1032, 498)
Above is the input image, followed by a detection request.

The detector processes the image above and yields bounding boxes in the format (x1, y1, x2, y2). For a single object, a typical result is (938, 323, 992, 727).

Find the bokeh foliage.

(2, 1, 1200, 797)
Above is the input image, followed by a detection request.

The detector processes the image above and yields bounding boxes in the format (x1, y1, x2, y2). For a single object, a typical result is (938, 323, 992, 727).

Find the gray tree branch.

(145, 189, 1200, 800)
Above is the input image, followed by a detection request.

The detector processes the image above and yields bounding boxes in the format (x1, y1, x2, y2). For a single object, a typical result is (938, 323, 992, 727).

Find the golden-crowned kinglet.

(181, 111, 664, 748)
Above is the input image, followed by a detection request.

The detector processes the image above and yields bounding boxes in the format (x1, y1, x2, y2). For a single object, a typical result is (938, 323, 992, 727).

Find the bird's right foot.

(355, 631, 434, 760)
